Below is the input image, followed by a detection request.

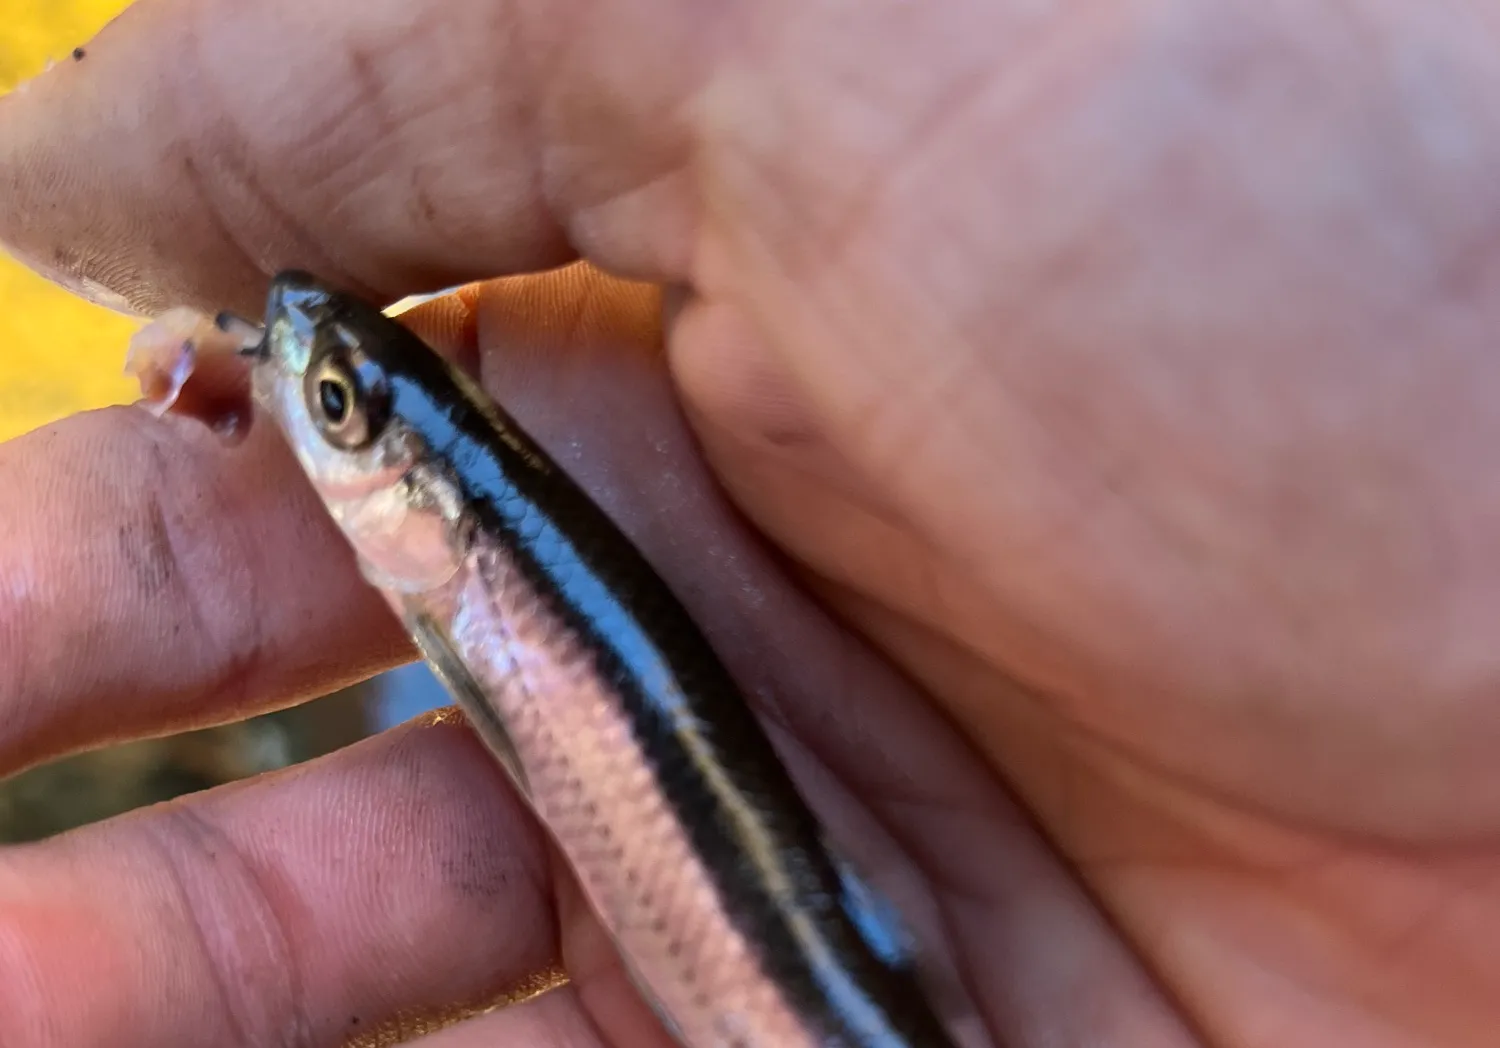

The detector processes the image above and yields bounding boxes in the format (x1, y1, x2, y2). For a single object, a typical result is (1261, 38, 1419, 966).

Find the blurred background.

(0, 0, 448, 844)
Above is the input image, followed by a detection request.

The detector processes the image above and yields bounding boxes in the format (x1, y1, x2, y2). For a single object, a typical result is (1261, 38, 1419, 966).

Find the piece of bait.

(125, 308, 263, 439)
(126, 307, 218, 415)
(145, 272, 962, 1048)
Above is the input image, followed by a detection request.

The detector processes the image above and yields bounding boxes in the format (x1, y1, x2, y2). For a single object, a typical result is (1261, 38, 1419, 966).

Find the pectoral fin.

(406, 611, 531, 798)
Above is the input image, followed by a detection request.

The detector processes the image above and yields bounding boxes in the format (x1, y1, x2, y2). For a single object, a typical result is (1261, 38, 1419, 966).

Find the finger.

(0, 401, 409, 775)
(0, 0, 706, 316)
(0, 713, 563, 1048)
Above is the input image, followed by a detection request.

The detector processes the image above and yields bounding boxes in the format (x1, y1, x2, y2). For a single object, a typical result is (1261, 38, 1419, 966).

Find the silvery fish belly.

(246, 271, 960, 1048)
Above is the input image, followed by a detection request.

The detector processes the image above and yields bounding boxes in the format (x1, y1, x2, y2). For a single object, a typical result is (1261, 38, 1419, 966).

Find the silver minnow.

(243, 271, 961, 1048)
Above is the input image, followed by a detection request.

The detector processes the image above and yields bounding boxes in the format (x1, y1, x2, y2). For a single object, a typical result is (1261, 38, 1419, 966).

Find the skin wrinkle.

(531, 0, 713, 237)
(1034, 762, 1500, 1040)
(328, 45, 494, 247)
(809, 62, 1011, 286)
(696, 1, 1132, 334)
(140, 432, 270, 723)
(173, 13, 387, 306)
(531, 6, 720, 277)
(501, 11, 562, 276)
(665, 308, 891, 513)
(796, 156, 1175, 608)
(1359, 872, 1484, 980)
(1157, 872, 1488, 1046)
(173, 150, 278, 311)
(1085, 70, 1459, 604)
(141, 806, 311, 1048)
(165, 10, 316, 307)
(822, 94, 1488, 839)
(295, 45, 410, 204)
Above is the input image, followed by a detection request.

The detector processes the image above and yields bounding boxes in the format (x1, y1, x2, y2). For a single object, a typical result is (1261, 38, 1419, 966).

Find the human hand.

(2, 1, 1497, 1045)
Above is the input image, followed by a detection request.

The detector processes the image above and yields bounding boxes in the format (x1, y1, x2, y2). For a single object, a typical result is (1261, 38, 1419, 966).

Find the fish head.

(248, 271, 408, 497)
(248, 270, 472, 594)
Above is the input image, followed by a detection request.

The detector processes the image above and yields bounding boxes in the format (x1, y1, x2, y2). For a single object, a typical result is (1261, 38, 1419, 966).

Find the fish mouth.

(216, 311, 267, 360)
(218, 270, 335, 362)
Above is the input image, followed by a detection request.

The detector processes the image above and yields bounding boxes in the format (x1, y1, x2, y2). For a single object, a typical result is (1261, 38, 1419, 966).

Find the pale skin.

(0, 0, 1496, 1045)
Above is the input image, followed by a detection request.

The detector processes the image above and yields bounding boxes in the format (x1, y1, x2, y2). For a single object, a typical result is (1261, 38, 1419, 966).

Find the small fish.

(145, 271, 961, 1048)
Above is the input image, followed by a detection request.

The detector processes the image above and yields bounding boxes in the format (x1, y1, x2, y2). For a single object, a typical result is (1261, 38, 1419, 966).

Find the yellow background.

(0, 0, 140, 443)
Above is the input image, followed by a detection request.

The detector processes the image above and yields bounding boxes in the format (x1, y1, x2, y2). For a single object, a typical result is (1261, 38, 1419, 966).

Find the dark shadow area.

(0, 663, 452, 844)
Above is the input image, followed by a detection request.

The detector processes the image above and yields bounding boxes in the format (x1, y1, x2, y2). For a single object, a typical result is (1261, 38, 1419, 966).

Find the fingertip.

(0, 720, 560, 1048)
(0, 402, 408, 775)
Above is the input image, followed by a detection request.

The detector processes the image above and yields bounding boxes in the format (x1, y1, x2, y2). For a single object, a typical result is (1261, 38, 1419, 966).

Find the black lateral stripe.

(329, 292, 954, 1045)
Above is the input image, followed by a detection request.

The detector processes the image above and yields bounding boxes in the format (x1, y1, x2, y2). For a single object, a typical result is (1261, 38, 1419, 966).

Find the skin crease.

(0, 0, 1497, 1043)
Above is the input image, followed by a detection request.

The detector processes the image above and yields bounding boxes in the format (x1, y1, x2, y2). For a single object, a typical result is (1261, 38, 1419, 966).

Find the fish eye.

(304, 349, 389, 450)
(318, 378, 349, 423)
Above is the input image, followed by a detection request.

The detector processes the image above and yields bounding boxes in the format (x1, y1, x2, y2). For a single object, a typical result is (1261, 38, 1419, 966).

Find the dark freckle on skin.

(178, 154, 245, 270)
(181, 125, 369, 300)
(441, 850, 510, 902)
(71, 47, 86, 61)
(117, 502, 178, 596)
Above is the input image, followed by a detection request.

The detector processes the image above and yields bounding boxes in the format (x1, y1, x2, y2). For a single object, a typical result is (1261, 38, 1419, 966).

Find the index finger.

(0, 0, 706, 316)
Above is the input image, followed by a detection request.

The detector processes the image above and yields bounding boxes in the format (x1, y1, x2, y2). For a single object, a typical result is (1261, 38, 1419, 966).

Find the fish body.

(248, 271, 959, 1048)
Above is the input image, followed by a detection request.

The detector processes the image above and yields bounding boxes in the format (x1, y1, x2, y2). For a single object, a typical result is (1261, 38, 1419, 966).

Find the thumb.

(0, 0, 709, 316)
